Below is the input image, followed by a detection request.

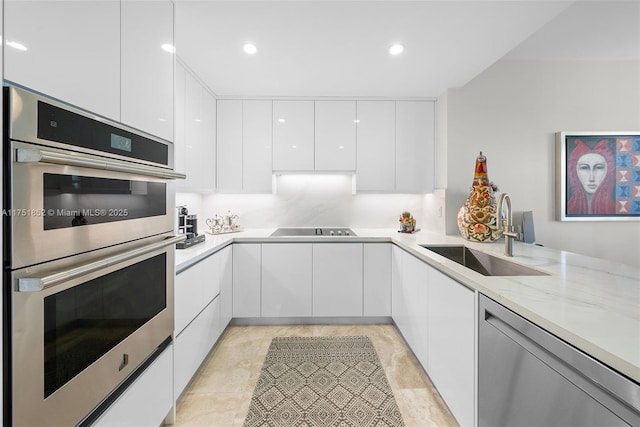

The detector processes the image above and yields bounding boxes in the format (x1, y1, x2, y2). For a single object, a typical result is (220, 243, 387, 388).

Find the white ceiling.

(174, 0, 639, 98)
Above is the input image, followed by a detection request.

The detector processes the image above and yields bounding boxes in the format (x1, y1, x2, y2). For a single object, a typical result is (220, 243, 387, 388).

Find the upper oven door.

(9, 140, 177, 269)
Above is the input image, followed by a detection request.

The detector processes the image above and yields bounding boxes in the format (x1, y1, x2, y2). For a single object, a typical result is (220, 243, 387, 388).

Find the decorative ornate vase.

(457, 152, 501, 242)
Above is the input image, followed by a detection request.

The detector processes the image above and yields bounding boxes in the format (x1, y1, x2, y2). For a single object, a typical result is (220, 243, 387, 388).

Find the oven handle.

(17, 234, 186, 292)
(16, 147, 187, 180)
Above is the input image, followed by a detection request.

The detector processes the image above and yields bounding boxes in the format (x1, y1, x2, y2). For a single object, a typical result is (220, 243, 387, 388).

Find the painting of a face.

(576, 153, 607, 195)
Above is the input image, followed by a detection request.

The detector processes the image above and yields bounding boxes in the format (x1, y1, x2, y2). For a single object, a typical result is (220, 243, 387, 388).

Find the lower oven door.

(11, 234, 181, 427)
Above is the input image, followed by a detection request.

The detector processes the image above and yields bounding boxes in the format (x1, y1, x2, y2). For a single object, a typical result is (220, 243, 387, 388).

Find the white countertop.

(175, 228, 640, 384)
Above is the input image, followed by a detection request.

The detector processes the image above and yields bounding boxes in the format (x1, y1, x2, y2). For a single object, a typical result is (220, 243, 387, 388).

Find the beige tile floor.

(174, 324, 459, 427)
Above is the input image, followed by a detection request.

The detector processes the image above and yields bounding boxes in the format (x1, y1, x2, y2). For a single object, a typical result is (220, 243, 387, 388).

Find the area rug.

(243, 336, 405, 427)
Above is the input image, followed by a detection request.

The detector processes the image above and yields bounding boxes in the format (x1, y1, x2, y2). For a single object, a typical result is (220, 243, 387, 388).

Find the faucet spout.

(497, 193, 518, 257)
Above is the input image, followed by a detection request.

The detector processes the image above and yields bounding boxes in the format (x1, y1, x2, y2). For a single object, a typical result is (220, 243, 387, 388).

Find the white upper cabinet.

(121, 0, 174, 141)
(174, 62, 187, 177)
(395, 101, 435, 193)
(5, 0, 174, 141)
(314, 101, 356, 171)
(4, 1, 121, 120)
(202, 90, 217, 189)
(176, 63, 216, 191)
(243, 100, 273, 192)
(273, 100, 315, 171)
(216, 100, 243, 191)
(356, 101, 396, 192)
(217, 100, 273, 193)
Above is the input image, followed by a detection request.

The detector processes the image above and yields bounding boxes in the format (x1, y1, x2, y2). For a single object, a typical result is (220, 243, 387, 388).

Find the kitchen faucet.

(497, 193, 519, 257)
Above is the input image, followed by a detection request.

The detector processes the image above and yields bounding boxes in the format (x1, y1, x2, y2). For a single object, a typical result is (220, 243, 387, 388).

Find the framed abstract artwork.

(556, 131, 640, 221)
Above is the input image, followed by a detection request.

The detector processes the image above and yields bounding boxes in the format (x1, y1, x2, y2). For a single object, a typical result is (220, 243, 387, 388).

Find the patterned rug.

(244, 336, 405, 427)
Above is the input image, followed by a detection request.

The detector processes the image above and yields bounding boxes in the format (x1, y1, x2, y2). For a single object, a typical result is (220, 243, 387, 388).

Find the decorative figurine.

(457, 152, 501, 242)
(399, 211, 417, 233)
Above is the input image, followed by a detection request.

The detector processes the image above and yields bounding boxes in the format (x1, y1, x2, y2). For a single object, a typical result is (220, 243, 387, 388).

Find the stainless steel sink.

(270, 227, 357, 237)
(421, 245, 549, 276)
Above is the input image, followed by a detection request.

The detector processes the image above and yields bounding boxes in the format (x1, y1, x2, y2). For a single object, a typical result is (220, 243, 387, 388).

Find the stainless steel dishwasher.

(479, 295, 640, 427)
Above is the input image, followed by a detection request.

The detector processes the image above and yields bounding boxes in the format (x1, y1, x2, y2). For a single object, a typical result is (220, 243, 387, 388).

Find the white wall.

(444, 60, 640, 267)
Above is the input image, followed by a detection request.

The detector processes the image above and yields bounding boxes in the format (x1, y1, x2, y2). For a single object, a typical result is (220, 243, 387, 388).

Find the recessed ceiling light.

(243, 43, 257, 55)
(278, 118, 286, 123)
(389, 44, 404, 55)
(161, 44, 175, 53)
(6, 40, 27, 51)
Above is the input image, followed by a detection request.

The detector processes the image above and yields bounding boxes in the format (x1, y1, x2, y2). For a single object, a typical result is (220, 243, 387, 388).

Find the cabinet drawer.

(175, 254, 220, 335)
(174, 296, 221, 400)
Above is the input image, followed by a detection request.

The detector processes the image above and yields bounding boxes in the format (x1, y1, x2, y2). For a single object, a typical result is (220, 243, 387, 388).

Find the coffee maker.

(176, 205, 205, 249)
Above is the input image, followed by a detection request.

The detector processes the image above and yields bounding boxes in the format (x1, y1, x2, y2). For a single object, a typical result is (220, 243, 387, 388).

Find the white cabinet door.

(175, 253, 220, 335)
(4, 1, 120, 120)
(363, 243, 391, 316)
(402, 251, 429, 369)
(273, 101, 314, 171)
(202, 90, 217, 189)
(94, 345, 173, 427)
(313, 244, 363, 317)
(356, 101, 395, 192)
(243, 100, 273, 192)
(182, 71, 203, 189)
(315, 101, 356, 171)
(391, 245, 407, 331)
(178, 71, 216, 191)
(232, 244, 261, 317)
(392, 249, 428, 369)
(174, 62, 187, 177)
(427, 267, 475, 427)
(217, 100, 243, 191)
(121, 0, 174, 141)
(395, 101, 435, 193)
(174, 297, 220, 400)
(262, 244, 312, 317)
(219, 245, 234, 328)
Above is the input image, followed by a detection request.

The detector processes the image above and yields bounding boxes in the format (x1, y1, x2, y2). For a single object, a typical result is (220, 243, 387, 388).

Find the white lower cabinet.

(174, 296, 221, 399)
(363, 243, 391, 316)
(174, 246, 233, 401)
(392, 244, 476, 427)
(313, 243, 363, 316)
(400, 250, 429, 368)
(233, 244, 262, 317)
(175, 252, 220, 335)
(427, 267, 475, 427)
(93, 345, 173, 427)
(262, 244, 313, 317)
(220, 245, 233, 327)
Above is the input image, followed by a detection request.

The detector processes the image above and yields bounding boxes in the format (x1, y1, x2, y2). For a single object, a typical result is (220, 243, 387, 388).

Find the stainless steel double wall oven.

(3, 86, 185, 426)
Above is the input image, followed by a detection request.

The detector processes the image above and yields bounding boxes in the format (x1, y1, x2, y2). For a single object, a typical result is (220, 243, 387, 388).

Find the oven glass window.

(43, 173, 166, 230)
(43, 253, 167, 398)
